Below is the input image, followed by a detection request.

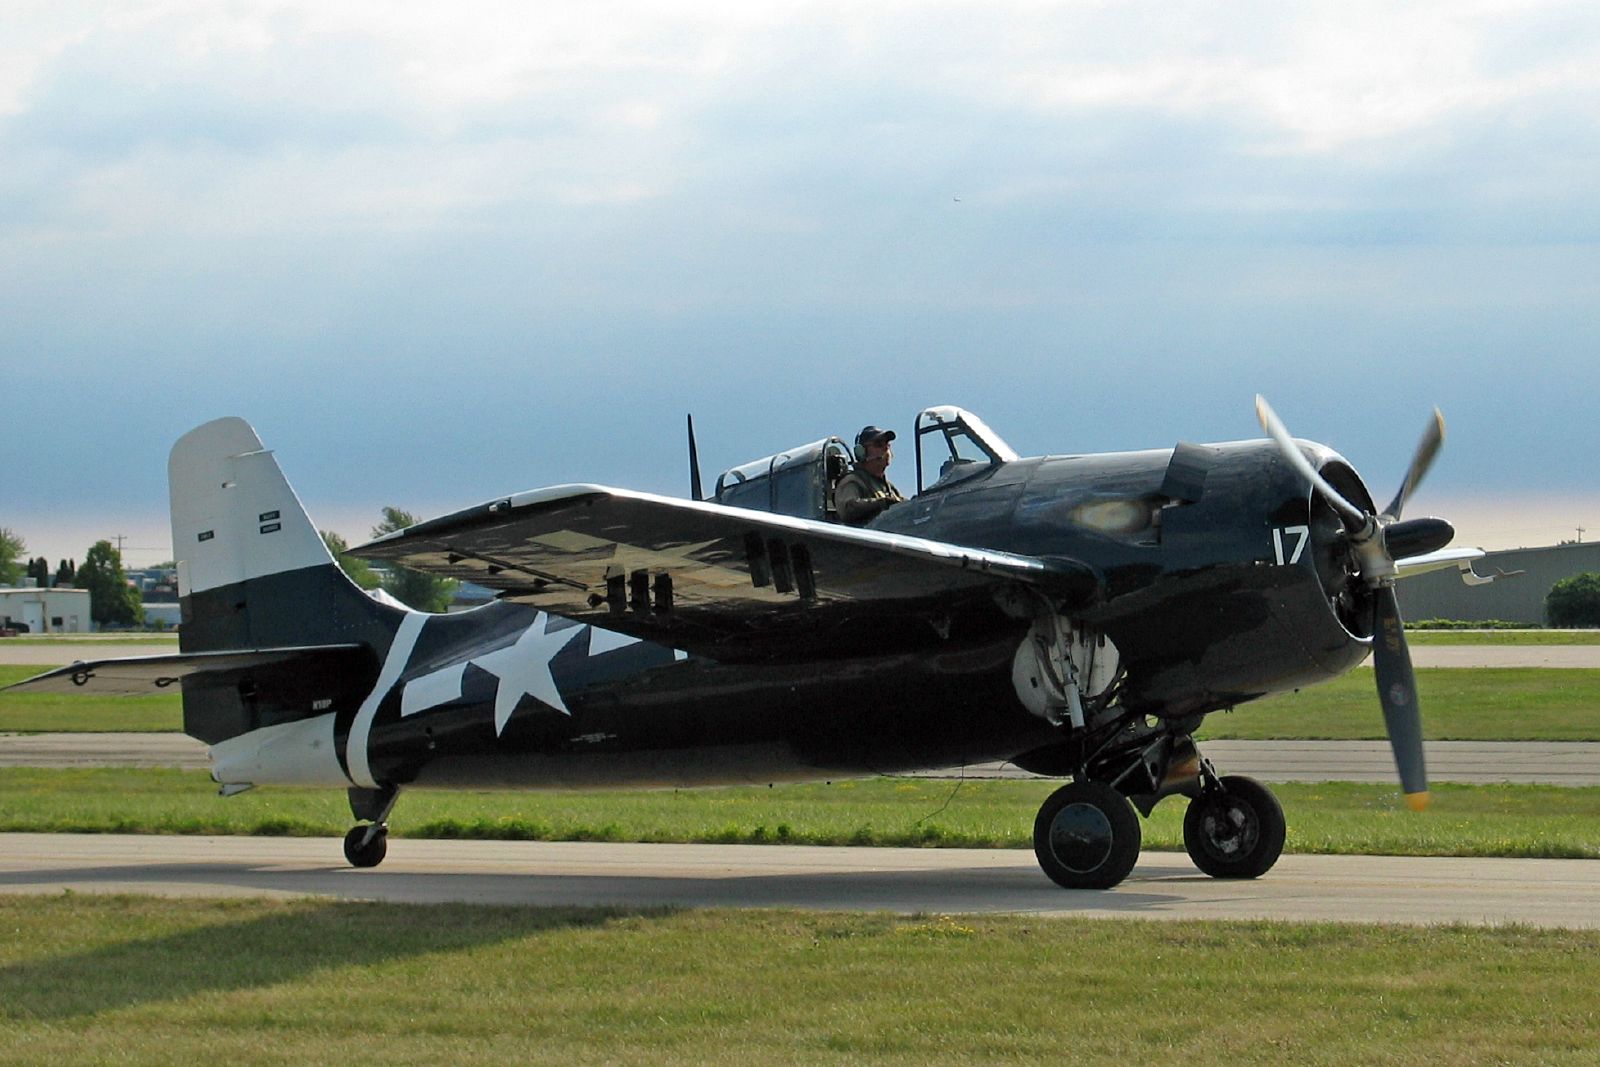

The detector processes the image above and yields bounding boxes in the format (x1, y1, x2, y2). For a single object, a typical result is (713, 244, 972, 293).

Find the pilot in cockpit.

(835, 426, 906, 526)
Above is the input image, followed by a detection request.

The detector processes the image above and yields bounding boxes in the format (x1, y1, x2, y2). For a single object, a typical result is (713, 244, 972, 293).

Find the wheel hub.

(1048, 802, 1115, 873)
(1198, 799, 1259, 859)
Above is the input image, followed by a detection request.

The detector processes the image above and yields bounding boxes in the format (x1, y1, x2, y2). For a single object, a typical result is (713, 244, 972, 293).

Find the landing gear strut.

(1182, 774, 1285, 879)
(1032, 780, 1142, 890)
(1024, 724, 1290, 889)
(343, 785, 399, 869)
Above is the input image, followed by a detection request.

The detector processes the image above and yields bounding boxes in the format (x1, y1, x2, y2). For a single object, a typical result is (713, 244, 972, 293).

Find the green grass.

(4, 769, 1600, 859)
(0, 633, 179, 645)
(1, 896, 1598, 1066)
(1407, 629, 1600, 644)
(1201, 668, 1600, 740)
(6, 664, 1600, 739)
(0, 665, 181, 732)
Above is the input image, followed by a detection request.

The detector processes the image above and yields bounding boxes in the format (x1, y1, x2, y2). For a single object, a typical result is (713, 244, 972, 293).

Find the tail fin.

(169, 417, 408, 741)
(170, 417, 403, 651)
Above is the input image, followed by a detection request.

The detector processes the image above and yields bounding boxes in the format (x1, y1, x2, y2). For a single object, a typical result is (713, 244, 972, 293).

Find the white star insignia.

(470, 613, 585, 735)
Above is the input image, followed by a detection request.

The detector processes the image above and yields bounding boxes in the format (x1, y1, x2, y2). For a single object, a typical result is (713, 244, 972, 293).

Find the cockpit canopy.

(711, 407, 1015, 522)
(912, 406, 1018, 494)
(714, 437, 854, 521)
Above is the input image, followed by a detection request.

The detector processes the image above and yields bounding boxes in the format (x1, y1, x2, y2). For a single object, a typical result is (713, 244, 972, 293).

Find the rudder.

(168, 417, 408, 741)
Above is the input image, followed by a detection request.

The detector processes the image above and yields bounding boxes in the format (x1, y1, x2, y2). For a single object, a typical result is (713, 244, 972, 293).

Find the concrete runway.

(2, 833, 1596, 928)
(6, 732, 1598, 785)
(0, 641, 179, 665)
(1357, 645, 1600, 668)
(0, 732, 212, 769)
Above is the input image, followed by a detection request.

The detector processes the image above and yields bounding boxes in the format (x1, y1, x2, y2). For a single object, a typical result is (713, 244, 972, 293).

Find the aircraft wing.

(352, 485, 1099, 660)
(1395, 547, 1505, 585)
(1, 645, 373, 695)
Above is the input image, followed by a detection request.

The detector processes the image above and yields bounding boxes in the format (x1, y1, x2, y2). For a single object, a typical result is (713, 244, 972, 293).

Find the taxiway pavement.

(1, 833, 1595, 928)
(5, 733, 1597, 785)
(0, 642, 178, 664)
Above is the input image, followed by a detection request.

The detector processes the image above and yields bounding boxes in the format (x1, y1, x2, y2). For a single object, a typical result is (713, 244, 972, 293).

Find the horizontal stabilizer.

(2, 645, 372, 696)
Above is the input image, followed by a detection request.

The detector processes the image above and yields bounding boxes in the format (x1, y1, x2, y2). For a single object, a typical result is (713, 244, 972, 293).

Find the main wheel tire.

(343, 825, 388, 869)
(1032, 780, 1142, 890)
(1183, 775, 1285, 879)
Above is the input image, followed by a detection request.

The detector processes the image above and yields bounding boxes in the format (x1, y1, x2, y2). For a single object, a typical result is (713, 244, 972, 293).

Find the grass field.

(1, 895, 1596, 1066)
(4, 768, 1599, 859)
(6, 635, 1596, 1066)
(0, 665, 179, 731)
(1200, 667, 1600, 740)
(1407, 630, 1600, 645)
(0, 633, 179, 645)
(7, 663, 1600, 738)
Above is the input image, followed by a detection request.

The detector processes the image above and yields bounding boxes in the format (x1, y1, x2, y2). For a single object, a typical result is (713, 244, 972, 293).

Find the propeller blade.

(1381, 408, 1445, 520)
(1372, 585, 1429, 810)
(1254, 395, 1371, 535)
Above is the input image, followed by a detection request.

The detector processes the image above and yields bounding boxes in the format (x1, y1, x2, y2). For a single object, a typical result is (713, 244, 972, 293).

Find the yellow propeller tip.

(1405, 791, 1431, 812)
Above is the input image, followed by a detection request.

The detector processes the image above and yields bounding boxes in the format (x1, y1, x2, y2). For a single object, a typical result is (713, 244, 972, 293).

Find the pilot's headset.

(853, 426, 895, 463)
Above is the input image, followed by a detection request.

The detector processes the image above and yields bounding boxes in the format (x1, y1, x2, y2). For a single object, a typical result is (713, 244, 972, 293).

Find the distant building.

(1398, 541, 1600, 625)
(138, 568, 182, 629)
(126, 567, 179, 593)
(0, 585, 94, 634)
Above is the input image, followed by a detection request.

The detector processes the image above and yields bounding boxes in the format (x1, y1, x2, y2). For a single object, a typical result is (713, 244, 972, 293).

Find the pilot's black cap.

(856, 426, 896, 447)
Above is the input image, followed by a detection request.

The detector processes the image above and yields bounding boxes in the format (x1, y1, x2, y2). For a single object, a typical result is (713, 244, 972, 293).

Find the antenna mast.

(687, 414, 705, 502)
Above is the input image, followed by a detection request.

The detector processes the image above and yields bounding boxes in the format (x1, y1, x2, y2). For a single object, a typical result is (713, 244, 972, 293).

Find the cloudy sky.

(4, 1, 1598, 567)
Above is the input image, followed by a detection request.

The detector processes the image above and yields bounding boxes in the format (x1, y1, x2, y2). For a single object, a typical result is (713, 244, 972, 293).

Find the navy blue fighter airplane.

(6, 399, 1493, 889)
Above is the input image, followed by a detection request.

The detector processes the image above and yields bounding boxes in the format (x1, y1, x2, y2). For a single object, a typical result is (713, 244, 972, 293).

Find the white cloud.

(2, 0, 1598, 516)
(6, 0, 1598, 237)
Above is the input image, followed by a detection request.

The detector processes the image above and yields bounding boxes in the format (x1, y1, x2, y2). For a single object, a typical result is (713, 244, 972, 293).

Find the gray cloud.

(2, 1, 1597, 558)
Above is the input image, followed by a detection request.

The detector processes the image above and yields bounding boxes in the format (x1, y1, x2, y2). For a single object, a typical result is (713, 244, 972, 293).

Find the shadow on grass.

(0, 896, 671, 1022)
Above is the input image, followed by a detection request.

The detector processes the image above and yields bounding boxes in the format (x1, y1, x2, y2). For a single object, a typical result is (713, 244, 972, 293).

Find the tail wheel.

(1182, 775, 1285, 879)
(343, 825, 388, 869)
(1032, 780, 1141, 890)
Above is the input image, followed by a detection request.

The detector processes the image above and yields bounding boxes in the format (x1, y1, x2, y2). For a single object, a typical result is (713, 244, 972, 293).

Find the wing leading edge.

(352, 485, 1099, 660)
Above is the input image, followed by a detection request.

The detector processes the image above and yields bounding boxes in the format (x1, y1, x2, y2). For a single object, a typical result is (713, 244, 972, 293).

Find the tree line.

(321, 506, 458, 614)
(0, 507, 458, 630)
(0, 528, 144, 628)
(12, 520, 1600, 628)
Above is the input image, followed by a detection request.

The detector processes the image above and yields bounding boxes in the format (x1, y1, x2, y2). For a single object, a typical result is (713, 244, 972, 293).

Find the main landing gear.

(1029, 749, 1287, 890)
(343, 785, 399, 869)
(1033, 780, 1142, 890)
(1182, 774, 1285, 879)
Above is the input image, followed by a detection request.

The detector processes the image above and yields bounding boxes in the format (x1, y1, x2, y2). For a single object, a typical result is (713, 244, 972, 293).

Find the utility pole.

(112, 534, 126, 555)
(1578, 527, 1587, 544)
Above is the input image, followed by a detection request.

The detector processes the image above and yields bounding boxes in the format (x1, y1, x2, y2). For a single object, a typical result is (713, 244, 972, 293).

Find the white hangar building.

(0, 586, 93, 634)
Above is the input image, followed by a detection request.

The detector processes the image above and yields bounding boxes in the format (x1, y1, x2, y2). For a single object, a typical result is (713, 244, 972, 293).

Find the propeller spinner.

(1255, 396, 1455, 812)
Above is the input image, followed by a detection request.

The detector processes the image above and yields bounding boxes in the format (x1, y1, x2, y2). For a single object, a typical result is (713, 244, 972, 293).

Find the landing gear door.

(914, 406, 1019, 494)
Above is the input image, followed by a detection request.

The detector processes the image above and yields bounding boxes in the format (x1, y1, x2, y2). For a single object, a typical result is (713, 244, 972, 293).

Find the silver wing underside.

(353, 484, 1097, 659)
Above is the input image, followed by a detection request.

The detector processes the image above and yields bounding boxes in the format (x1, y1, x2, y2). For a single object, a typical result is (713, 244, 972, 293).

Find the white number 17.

(1272, 525, 1310, 565)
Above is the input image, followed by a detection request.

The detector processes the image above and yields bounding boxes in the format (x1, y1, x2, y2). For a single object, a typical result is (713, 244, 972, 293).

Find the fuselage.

(203, 436, 1376, 793)
(874, 438, 1375, 716)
